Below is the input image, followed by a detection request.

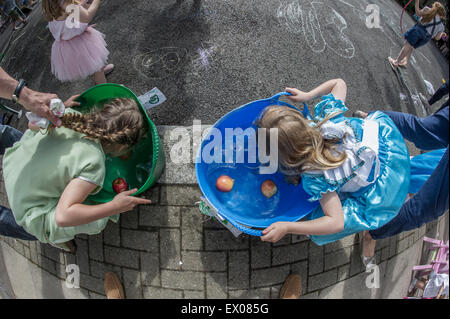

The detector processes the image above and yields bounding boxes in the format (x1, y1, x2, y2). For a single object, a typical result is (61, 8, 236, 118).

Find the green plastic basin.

(75, 84, 165, 203)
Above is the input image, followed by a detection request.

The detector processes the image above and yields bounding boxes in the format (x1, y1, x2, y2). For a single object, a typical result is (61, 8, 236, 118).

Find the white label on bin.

(139, 87, 167, 111)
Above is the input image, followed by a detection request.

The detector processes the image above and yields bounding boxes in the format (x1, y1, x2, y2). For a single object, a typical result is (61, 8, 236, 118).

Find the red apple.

(113, 178, 128, 194)
(119, 151, 132, 161)
(216, 175, 234, 192)
(261, 180, 278, 198)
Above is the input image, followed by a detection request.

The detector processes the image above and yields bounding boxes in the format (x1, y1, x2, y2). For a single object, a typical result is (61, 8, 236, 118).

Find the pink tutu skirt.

(51, 26, 109, 82)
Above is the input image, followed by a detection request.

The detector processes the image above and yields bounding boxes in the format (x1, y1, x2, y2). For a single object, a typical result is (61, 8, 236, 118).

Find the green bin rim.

(76, 83, 161, 197)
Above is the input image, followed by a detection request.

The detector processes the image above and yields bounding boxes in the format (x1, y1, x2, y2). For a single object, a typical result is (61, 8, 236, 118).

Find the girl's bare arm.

(415, 0, 424, 17)
(68, 0, 101, 24)
(285, 78, 348, 104)
(55, 178, 151, 227)
(261, 191, 345, 242)
(288, 191, 345, 235)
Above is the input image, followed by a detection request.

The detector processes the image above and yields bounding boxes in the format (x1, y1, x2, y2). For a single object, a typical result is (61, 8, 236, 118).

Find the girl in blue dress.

(257, 79, 440, 262)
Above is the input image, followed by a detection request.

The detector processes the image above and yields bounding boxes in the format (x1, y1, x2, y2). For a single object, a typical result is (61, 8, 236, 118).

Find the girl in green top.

(2, 97, 151, 252)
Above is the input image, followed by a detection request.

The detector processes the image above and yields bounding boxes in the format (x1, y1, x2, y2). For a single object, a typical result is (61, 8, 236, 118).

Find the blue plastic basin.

(195, 93, 320, 236)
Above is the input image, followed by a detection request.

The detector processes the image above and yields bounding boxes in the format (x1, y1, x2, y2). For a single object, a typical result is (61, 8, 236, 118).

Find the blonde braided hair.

(60, 98, 147, 152)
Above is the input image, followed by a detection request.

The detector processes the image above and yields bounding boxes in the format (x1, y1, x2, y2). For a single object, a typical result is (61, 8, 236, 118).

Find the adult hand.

(260, 222, 290, 243)
(112, 188, 152, 214)
(18, 87, 62, 127)
(64, 94, 81, 108)
(285, 88, 310, 103)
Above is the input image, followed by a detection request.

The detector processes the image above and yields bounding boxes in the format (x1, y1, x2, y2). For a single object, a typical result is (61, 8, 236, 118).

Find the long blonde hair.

(256, 106, 347, 174)
(59, 98, 147, 153)
(421, 2, 446, 24)
(41, 0, 80, 21)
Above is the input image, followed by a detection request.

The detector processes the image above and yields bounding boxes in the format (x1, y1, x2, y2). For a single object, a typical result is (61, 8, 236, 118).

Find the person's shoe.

(352, 110, 368, 119)
(104, 64, 114, 76)
(279, 274, 302, 299)
(359, 232, 376, 268)
(104, 272, 125, 299)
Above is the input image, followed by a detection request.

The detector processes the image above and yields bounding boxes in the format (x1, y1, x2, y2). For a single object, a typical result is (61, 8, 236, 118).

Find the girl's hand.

(112, 188, 152, 214)
(261, 222, 290, 243)
(64, 94, 81, 108)
(285, 88, 310, 103)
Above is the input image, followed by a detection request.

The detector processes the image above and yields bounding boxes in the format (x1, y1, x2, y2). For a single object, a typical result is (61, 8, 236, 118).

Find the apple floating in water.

(119, 151, 132, 161)
(112, 177, 128, 194)
(216, 175, 234, 192)
(261, 180, 278, 198)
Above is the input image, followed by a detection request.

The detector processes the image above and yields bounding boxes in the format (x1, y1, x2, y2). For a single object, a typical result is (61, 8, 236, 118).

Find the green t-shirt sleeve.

(67, 108, 106, 194)
(76, 146, 106, 195)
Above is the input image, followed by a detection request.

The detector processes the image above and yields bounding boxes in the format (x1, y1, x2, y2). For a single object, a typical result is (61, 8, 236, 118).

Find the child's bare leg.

(405, 47, 413, 64)
(399, 47, 413, 67)
(395, 42, 414, 65)
(93, 69, 106, 85)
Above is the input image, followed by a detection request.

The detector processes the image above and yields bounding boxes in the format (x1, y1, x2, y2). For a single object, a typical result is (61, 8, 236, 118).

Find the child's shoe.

(104, 64, 115, 76)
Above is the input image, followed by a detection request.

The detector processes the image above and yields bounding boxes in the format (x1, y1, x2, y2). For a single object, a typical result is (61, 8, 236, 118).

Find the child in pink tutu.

(42, 0, 114, 83)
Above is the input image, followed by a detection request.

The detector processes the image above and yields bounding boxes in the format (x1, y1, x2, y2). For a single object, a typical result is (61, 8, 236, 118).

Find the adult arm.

(285, 78, 348, 104)
(27, 94, 80, 131)
(54, 178, 152, 227)
(0, 67, 62, 126)
(260, 191, 345, 243)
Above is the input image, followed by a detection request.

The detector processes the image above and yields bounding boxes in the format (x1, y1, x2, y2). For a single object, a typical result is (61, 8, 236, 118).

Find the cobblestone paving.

(0, 168, 434, 299)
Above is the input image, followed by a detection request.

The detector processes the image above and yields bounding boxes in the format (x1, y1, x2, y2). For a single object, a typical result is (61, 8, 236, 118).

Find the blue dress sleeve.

(313, 94, 348, 123)
(301, 173, 340, 202)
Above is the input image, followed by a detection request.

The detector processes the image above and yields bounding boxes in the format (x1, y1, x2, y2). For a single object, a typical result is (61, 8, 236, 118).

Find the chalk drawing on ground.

(133, 47, 189, 80)
(191, 43, 219, 72)
(133, 43, 219, 80)
(277, 0, 355, 59)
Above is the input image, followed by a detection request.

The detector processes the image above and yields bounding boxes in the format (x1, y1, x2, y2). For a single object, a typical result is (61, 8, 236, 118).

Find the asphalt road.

(1, 0, 448, 126)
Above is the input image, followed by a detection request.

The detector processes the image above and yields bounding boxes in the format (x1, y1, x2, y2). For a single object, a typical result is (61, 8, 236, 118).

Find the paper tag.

(199, 197, 242, 237)
(138, 87, 167, 111)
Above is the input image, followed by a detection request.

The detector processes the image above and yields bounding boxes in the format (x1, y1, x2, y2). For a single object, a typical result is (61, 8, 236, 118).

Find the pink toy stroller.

(406, 237, 449, 299)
